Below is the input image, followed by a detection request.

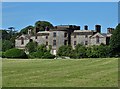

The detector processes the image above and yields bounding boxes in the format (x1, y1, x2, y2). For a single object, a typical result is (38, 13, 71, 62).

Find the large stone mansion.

(15, 25, 114, 55)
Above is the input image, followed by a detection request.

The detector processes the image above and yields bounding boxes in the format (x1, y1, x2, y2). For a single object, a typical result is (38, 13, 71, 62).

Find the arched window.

(21, 37, 24, 45)
(96, 35, 99, 44)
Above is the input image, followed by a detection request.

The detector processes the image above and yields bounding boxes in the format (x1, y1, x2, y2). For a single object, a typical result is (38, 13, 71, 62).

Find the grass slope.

(2, 58, 118, 87)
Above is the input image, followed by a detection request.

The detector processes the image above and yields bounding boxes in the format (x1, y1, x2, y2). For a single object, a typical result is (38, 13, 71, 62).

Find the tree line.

(1, 21, 120, 59)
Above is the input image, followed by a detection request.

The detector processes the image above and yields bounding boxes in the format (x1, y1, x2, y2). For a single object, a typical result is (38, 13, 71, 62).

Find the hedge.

(4, 48, 27, 58)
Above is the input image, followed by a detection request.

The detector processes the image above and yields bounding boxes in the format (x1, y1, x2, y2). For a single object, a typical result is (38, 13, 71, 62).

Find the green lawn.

(2, 58, 118, 87)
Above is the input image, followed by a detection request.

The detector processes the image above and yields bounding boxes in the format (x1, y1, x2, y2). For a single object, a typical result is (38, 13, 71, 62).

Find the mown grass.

(2, 58, 118, 87)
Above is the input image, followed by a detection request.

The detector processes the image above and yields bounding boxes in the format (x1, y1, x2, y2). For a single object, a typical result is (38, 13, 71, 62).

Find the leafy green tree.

(25, 40, 38, 53)
(35, 21, 53, 32)
(0, 30, 10, 40)
(57, 45, 73, 57)
(86, 45, 100, 58)
(29, 44, 55, 59)
(110, 24, 120, 57)
(37, 44, 47, 52)
(86, 45, 110, 58)
(75, 44, 87, 58)
(2, 40, 14, 52)
(20, 25, 34, 35)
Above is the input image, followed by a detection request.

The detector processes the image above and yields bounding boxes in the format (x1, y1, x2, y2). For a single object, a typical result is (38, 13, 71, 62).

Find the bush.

(57, 45, 73, 57)
(43, 51, 55, 59)
(25, 41, 38, 53)
(37, 44, 47, 52)
(86, 45, 110, 58)
(75, 44, 87, 58)
(29, 51, 55, 59)
(0, 52, 5, 58)
(29, 51, 44, 58)
(4, 48, 27, 58)
(2, 40, 14, 52)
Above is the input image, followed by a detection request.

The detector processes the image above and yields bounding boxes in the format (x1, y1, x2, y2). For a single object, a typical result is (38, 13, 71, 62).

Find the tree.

(20, 25, 34, 35)
(86, 45, 110, 58)
(110, 24, 120, 57)
(29, 44, 55, 59)
(0, 30, 10, 40)
(35, 21, 53, 32)
(8, 27, 16, 38)
(75, 44, 87, 58)
(2, 40, 14, 52)
(25, 40, 38, 53)
(37, 44, 47, 52)
(57, 45, 73, 57)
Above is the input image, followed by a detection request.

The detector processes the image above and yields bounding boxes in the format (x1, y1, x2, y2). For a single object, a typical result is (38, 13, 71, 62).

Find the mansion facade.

(15, 25, 113, 55)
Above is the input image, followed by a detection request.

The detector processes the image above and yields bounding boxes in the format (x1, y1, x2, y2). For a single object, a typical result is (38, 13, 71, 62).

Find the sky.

(2, 2, 118, 33)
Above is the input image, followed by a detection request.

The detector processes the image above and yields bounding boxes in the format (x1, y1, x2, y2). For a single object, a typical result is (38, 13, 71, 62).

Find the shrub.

(4, 48, 27, 58)
(25, 41, 38, 53)
(43, 51, 55, 59)
(2, 40, 14, 52)
(86, 45, 110, 58)
(37, 44, 47, 52)
(75, 44, 87, 58)
(0, 52, 5, 58)
(29, 51, 55, 59)
(57, 45, 73, 57)
(29, 51, 44, 58)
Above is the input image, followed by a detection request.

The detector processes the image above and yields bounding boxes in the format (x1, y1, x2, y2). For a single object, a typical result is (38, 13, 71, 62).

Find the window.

(74, 41, 76, 46)
(53, 40, 56, 46)
(64, 33, 67, 38)
(29, 39, 33, 42)
(85, 41, 88, 45)
(46, 41, 48, 46)
(96, 36, 99, 43)
(64, 40, 67, 45)
(21, 37, 24, 45)
(74, 35, 76, 38)
(85, 35, 88, 38)
(46, 36, 48, 39)
(35, 36, 37, 39)
(53, 32, 56, 37)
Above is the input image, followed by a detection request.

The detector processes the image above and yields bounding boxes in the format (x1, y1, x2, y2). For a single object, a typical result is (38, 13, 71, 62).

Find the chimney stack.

(45, 26, 49, 31)
(107, 28, 114, 34)
(95, 25, 101, 33)
(84, 25, 88, 30)
(28, 29, 32, 35)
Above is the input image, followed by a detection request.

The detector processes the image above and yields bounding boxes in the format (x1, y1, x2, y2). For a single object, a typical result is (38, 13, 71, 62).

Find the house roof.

(90, 32, 106, 38)
(16, 34, 30, 40)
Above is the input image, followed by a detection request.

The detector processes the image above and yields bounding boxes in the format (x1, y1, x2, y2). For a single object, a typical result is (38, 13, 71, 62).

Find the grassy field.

(2, 58, 118, 87)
